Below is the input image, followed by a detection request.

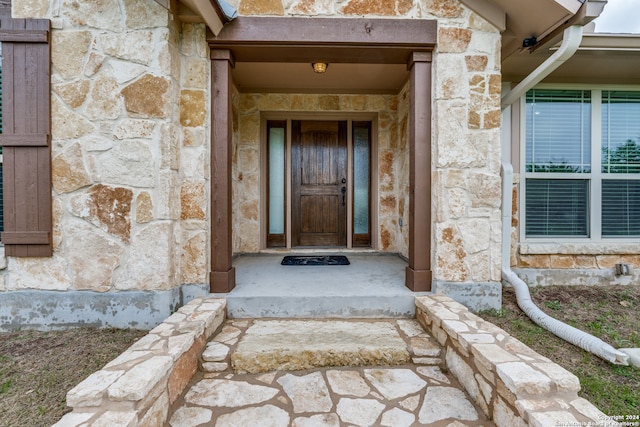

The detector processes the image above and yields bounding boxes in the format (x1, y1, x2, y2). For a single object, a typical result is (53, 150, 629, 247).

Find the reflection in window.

(602, 91, 640, 174)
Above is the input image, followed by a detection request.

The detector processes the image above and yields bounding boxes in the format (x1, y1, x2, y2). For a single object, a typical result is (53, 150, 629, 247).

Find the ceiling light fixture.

(312, 62, 328, 73)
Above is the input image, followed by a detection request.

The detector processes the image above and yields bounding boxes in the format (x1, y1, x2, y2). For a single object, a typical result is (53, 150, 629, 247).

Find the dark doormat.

(281, 255, 350, 266)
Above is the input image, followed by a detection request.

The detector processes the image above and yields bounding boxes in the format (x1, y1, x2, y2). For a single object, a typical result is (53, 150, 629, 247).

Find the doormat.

(281, 255, 350, 266)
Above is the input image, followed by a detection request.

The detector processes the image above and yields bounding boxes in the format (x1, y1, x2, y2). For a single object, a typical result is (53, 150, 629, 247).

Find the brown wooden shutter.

(0, 17, 52, 257)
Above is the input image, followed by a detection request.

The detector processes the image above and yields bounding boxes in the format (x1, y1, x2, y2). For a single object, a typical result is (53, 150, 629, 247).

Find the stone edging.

(53, 297, 226, 427)
(415, 294, 613, 427)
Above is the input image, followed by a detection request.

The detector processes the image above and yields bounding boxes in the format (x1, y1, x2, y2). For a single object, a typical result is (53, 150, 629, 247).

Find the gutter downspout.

(501, 165, 629, 365)
(500, 25, 630, 365)
(501, 25, 583, 109)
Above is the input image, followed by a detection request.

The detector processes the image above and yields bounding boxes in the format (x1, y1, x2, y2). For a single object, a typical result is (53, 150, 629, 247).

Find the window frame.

(520, 84, 640, 244)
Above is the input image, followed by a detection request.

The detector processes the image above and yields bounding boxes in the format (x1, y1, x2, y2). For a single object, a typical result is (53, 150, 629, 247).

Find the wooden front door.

(292, 120, 347, 247)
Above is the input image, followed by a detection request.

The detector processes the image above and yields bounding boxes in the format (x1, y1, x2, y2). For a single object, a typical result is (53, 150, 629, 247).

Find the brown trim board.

(208, 17, 436, 64)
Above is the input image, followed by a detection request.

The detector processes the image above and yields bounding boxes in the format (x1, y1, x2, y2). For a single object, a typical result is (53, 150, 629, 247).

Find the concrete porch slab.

(224, 253, 424, 318)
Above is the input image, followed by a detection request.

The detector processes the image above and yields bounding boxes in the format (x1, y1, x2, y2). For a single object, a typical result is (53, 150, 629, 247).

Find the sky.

(593, 0, 640, 33)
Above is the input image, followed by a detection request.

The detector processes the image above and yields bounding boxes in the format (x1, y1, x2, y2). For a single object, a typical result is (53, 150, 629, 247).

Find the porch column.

(406, 51, 433, 292)
(209, 49, 236, 293)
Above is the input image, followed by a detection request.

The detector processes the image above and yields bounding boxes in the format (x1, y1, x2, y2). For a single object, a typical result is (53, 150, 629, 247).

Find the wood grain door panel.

(292, 120, 347, 247)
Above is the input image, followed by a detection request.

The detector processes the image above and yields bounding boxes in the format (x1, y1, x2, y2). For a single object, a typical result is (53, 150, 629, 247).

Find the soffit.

(461, 0, 585, 61)
(154, 0, 228, 35)
(502, 33, 640, 85)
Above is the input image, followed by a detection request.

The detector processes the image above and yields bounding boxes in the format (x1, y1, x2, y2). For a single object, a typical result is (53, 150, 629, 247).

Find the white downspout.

(501, 25, 583, 109)
(500, 25, 629, 365)
(501, 165, 628, 365)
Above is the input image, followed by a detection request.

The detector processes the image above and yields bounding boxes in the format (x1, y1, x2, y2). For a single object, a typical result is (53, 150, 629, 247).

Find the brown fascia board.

(210, 17, 436, 46)
(208, 17, 436, 65)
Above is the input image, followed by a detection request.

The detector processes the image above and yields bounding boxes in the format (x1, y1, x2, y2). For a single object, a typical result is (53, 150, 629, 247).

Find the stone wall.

(53, 297, 226, 427)
(432, 11, 502, 286)
(1, 0, 211, 295)
(416, 295, 609, 426)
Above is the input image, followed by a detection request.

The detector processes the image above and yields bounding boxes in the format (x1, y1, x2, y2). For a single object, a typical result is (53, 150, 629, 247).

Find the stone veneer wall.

(415, 295, 610, 426)
(1, 0, 211, 295)
(231, 0, 503, 293)
(509, 180, 640, 286)
(53, 297, 226, 427)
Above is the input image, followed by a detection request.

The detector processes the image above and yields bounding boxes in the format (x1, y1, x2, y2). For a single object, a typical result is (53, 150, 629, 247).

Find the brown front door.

(292, 120, 347, 247)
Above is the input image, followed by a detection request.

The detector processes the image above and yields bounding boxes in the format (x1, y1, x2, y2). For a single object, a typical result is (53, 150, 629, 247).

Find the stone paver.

(231, 320, 411, 373)
(169, 319, 493, 426)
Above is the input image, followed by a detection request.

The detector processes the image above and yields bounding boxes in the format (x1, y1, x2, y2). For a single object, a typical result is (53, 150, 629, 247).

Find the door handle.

(341, 186, 346, 206)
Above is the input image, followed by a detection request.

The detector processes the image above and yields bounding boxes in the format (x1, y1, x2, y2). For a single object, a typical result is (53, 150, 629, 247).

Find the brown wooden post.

(406, 52, 433, 291)
(209, 49, 236, 293)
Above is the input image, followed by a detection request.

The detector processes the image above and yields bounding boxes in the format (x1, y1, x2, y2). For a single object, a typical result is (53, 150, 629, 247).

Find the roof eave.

(154, 0, 237, 35)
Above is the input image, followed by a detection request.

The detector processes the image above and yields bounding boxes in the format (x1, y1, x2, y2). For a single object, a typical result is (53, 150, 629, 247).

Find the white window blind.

(602, 180, 640, 237)
(526, 89, 591, 173)
(525, 179, 589, 237)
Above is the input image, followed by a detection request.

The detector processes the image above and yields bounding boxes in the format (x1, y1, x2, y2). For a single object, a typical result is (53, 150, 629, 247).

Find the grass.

(478, 285, 640, 416)
(0, 328, 146, 427)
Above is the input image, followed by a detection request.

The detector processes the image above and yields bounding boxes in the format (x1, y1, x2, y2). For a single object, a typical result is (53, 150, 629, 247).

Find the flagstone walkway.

(167, 318, 494, 427)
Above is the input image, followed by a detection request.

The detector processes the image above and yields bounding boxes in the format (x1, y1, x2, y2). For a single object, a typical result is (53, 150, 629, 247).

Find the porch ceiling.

(232, 62, 409, 94)
(208, 17, 436, 95)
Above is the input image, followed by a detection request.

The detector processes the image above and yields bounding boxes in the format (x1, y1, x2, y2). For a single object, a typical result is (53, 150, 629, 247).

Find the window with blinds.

(525, 90, 591, 237)
(601, 91, 640, 237)
(526, 179, 589, 237)
(524, 88, 640, 240)
(525, 89, 591, 173)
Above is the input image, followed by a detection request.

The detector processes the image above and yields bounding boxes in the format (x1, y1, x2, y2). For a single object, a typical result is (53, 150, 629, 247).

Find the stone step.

(225, 295, 419, 319)
(199, 319, 443, 375)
